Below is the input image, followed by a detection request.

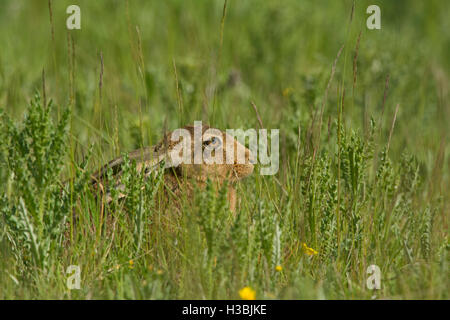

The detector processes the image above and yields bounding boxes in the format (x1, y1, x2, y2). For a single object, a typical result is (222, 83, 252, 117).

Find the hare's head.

(159, 124, 255, 183)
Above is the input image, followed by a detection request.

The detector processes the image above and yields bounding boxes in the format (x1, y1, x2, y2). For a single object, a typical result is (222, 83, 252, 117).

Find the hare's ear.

(91, 155, 126, 184)
(131, 146, 176, 178)
(91, 146, 167, 183)
(134, 140, 189, 177)
(157, 128, 193, 169)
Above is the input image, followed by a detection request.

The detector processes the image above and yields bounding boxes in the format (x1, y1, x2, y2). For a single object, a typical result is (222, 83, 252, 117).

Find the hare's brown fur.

(91, 124, 254, 212)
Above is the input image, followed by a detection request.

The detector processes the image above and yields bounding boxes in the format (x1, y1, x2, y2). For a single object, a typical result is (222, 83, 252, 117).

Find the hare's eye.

(210, 137, 222, 147)
(203, 136, 222, 148)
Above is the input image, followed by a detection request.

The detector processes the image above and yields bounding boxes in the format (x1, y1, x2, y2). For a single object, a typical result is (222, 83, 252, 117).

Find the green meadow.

(0, 0, 448, 299)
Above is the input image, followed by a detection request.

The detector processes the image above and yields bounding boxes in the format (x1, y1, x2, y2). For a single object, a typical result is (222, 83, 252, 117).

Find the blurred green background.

(0, 0, 448, 172)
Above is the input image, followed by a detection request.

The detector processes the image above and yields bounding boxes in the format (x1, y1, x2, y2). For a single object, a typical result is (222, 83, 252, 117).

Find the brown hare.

(91, 123, 255, 212)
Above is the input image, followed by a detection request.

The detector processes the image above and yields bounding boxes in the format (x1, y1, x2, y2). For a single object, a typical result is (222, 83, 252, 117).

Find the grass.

(0, 0, 448, 299)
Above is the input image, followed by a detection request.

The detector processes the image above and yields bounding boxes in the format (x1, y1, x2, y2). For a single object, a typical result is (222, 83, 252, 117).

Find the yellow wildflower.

(239, 286, 256, 300)
(275, 265, 283, 272)
(282, 87, 293, 97)
(302, 243, 318, 256)
(129, 259, 134, 269)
